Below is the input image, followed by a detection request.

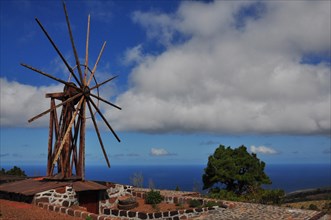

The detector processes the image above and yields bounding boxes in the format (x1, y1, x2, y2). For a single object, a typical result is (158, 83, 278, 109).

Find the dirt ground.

(0, 199, 81, 220)
(128, 196, 190, 213)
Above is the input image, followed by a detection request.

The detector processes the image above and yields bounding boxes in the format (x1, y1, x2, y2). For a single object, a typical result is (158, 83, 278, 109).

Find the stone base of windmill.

(117, 196, 138, 210)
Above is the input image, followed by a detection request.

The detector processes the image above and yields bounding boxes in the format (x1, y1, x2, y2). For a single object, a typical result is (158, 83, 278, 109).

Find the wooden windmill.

(21, 3, 121, 180)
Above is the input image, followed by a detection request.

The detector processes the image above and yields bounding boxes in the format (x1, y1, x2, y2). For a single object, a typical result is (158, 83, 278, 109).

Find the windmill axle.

(83, 86, 91, 97)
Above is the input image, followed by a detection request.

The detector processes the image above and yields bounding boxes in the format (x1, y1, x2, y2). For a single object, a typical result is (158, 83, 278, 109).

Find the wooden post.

(47, 98, 55, 176)
(79, 99, 86, 180)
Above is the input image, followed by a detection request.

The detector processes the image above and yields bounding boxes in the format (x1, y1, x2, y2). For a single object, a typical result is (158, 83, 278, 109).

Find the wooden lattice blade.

(28, 92, 83, 123)
(90, 75, 118, 91)
(87, 41, 106, 86)
(63, 2, 84, 84)
(89, 93, 122, 110)
(21, 63, 81, 90)
(86, 100, 111, 167)
(34, 18, 82, 87)
(84, 14, 91, 85)
(89, 98, 121, 142)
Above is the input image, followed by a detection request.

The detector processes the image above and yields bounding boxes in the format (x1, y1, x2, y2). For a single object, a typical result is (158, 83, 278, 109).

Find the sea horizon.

(1, 163, 330, 193)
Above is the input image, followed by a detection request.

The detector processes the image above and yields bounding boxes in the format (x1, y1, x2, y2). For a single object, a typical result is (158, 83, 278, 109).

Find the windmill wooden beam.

(21, 3, 121, 181)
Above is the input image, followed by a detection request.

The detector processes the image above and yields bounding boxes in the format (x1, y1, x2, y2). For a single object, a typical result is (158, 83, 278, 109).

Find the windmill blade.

(63, 2, 84, 84)
(89, 98, 121, 142)
(90, 93, 122, 110)
(84, 14, 91, 84)
(90, 75, 118, 91)
(87, 41, 106, 86)
(86, 100, 111, 167)
(28, 92, 82, 123)
(52, 96, 85, 165)
(21, 63, 82, 91)
(71, 113, 81, 170)
(35, 18, 82, 87)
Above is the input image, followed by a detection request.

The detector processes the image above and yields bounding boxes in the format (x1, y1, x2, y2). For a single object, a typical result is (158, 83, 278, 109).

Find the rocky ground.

(195, 201, 327, 220)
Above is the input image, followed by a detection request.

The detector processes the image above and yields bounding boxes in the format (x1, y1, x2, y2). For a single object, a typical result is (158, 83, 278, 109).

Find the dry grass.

(283, 200, 331, 214)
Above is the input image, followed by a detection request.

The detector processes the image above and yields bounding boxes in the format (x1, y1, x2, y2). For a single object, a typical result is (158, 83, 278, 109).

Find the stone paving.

(194, 202, 326, 220)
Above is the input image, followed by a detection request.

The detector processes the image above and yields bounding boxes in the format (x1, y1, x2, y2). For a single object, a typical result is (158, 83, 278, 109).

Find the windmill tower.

(21, 3, 121, 180)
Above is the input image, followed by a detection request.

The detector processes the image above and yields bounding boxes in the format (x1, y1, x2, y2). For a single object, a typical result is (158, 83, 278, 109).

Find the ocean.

(1, 164, 330, 193)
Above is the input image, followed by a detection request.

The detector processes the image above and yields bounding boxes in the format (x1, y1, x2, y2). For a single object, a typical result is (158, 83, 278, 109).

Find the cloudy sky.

(1, 0, 330, 167)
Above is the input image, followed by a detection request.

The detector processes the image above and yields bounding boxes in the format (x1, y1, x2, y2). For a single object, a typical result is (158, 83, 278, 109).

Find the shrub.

(308, 204, 319, 211)
(205, 201, 219, 208)
(145, 190, 164, 205)
(259, 189, 285, 205)
(189, 199, 203, 208)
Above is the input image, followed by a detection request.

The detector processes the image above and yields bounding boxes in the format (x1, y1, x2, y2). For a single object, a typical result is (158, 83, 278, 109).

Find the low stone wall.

(99, 188, 230, 219)
(38, 201, 223, 220)
(99, 183, 133, 213)
(33, 186, 78, 207)
(34, 183, 231, 219)
(132, 190, 232, 208)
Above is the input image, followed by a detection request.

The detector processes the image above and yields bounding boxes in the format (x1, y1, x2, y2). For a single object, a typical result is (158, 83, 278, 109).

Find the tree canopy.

(0, 166, 27, 177)
(203, 145, 271, 195)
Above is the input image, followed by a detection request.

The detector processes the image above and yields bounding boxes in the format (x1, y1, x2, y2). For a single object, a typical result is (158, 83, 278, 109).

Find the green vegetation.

(0, 166, 27, 177)
(205, 200, 221, 208)
(85, 216, 93, 220)
(189, 199, 203, 208)
(145, 190, 164, 205)
(203, 145, 285, 205)
(284, 187, 331, 203)
(308, 203, 319, 210)
(203, 145, 271, 195)
(175, 185, 180, 191)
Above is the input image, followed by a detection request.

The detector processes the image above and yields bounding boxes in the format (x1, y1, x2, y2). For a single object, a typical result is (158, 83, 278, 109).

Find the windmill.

(21, 2, 121, 180)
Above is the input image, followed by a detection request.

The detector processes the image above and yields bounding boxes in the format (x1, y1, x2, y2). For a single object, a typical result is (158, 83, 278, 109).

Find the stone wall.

(99, 188, 230, 220)
(99, 183, 133, 213)
(32, 183, 231, 220)
(37, 201, 222, 220)
(33, 186, 78, 207)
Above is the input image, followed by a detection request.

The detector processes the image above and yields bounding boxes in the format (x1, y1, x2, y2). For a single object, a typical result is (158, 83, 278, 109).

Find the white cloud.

(0, 78, 63, 127)
(111, 1, 330, 135)
(0, 76, 118, 130)
(123, 44, 144, 65)
(250, 145, 278, 155)
(1, 1, 330, 137)
(150, 148, 175, 156)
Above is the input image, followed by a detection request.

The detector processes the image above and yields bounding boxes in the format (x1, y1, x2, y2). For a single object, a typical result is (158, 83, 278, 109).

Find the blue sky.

(1, 0, 330, 167)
